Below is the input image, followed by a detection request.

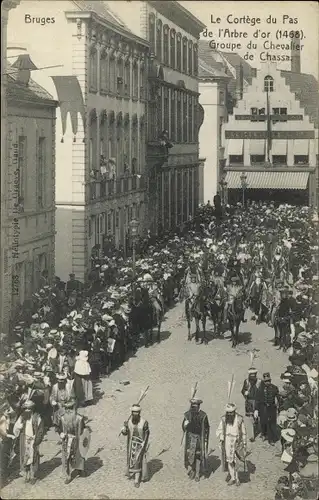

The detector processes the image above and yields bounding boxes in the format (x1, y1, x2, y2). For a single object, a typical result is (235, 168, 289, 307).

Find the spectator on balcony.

(109, 159, 116, 181)
(100, 155, 108, 178)
(124, 157, 130, 177)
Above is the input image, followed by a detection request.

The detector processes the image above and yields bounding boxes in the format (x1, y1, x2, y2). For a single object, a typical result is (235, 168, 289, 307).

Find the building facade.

(223, 49, 318, 206)
(7, 1, 149, 282)
(3, 67, 57, 331)
(107, 0, 205, 233)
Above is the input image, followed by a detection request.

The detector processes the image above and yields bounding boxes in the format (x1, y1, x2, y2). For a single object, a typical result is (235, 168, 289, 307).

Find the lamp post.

(240, 171, 248, 207)
(219, 177, 228, 206)
(129, 218, 139, 299)
(312, 209, 319, 278)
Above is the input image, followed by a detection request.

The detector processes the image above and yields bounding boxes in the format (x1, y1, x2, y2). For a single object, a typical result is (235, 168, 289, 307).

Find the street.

(2, 302, 289, 500)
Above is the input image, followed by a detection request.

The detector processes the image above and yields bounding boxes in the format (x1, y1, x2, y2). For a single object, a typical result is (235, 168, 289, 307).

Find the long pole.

(242, 186, 245, 206)
(132, 238, 136, 301)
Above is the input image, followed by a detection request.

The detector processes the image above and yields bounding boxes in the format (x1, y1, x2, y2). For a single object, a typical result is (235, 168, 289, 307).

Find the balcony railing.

(89, 174, 146, 201)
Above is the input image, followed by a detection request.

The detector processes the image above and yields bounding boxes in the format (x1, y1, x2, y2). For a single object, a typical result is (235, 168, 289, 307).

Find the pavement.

(1, 302, 290, 500)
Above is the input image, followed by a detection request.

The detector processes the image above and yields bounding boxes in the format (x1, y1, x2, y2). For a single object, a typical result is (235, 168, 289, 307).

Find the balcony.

(90, 174, 146, 202)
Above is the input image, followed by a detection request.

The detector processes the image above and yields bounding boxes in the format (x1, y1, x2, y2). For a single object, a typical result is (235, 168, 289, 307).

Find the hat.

(225, 403, 236, 413)
(281, 428, 296, 443)
(56, 373, 67, 381)
(263, 372, 271, 381)
(248, 367, 257, 375)
(190, 398, 203, 406)
(286, 408, 298, 421)
(64, 398, 76, 409)
(14, 342, 23, 349)
(131, 404, 141, 413)
(22, 400, 35, 410)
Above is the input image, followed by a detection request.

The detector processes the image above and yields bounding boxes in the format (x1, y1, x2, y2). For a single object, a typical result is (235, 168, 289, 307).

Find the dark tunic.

(182, 410, 209, 470)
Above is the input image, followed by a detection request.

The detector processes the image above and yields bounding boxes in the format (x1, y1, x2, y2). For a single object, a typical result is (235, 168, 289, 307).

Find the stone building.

(7, 1, 149, 282)
(3, 62, 57, 331)
(223, 45, 318, 206)
(107, 0, 205, 233)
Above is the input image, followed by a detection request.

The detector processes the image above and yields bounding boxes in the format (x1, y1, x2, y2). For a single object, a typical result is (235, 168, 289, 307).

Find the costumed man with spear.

(216, 375, 247, 486)
(182, 383, 210, 482)
(241, 351, 261, 442)
(120, 386, 150, 488)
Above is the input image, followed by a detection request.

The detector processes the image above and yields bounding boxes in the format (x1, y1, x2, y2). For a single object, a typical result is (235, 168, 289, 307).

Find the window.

(251, 107, 258, 115)
(100, 51, 108, 91)
(219, 117, 223, 144)
(124, 60, 130, 96)
(164, 87, 169, 132)
(176, 33, 182, 71)
(89, 48, 97, 90)
(188, 96, 193, 142)
(139, 64, 145, 99)
(259, 108, 265, 115)
(264, 75, 274, 92)
(132, 61, 138, 98)
(193, 44, 198, 76)
(117, 57, 124, 93)
(149, 13, 155, 54)
(229, 155, 244, 164)
(177, 91, 182, 142)
(182, 37, 188, 73)
(89, 138, 93, 170)
(251, 155, 265, 164)
(183, 93, 188, 142)
(220, 91, 225, 105)
(272, 107, 279, 115)
(37, 137, 46, 209)
(18, 136, 26, 204)
(171, 90, 176, 141)
(109, 55, 115, 92)
(188, 40, 193, 75)
(170, 29, 176, 68)
(294, 155, 309, 165)
(280, 107, 287, 122)
(163, 25, 169, 64)
(156, 19, 162, 61)
(272, 155, 287, 165)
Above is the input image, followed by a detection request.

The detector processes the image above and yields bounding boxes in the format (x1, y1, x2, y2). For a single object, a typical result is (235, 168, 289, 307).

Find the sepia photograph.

(0, 1, 318, 499)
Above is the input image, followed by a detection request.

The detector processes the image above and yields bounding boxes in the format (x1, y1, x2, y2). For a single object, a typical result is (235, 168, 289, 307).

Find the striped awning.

(225, 171, 309, 190)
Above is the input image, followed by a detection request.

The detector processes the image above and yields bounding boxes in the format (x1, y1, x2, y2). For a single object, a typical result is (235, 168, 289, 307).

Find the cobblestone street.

(2, 303, 289, 500)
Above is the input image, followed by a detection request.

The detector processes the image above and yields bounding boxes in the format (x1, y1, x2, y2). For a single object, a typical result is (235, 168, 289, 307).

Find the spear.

(118, 385, 150, 437)
(181, 382, 198, 446)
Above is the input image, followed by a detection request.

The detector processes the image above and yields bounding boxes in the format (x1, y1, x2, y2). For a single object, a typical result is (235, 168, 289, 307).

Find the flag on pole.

(266, 88, 272, 161)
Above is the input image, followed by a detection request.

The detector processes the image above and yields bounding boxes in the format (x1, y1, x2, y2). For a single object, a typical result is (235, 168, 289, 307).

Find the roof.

(225, 170, 309, 190)
(280, 70, 319, 129)
(149, 1, 205, 37)
(198, 41, 256, 96)
(198, 58, 229, 79)
(7, 66, 56, 105)
(72, 1, 129, 30)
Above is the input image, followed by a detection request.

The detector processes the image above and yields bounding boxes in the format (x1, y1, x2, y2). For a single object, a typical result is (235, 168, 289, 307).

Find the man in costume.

(50, 373, 74, 430)
(216, 403, 247, 486)
(182, 398, 209, 482)
(121, 404, 149, 488)
(13, 400, 44, 484)
(255, 372, 280, 445)
(241, 367, 262, 442)
(59, 397, 87, 484)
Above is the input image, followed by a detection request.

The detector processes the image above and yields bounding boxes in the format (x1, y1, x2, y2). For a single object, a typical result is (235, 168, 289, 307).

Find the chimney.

(11, 54, 38, 85)
(235, 63, 243, 101)
(291, 32, 301, 73)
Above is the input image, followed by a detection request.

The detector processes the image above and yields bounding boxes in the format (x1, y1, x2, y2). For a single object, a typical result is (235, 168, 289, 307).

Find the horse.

(209, 279, 226, 337)
(149, 290, 164, 344)
(227, 294, 245, 348)
(185, 284, 210, 344)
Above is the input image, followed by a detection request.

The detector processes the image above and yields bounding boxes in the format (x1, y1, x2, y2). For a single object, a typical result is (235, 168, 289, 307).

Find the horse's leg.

(235, 320, 240, 347)
(202, 315, 208, 345)
(195, 317, 200, 343)
(157, 312, 161, 343)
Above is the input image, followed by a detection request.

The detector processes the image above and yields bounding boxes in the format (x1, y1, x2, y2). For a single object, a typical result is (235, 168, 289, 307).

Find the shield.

(78, 428, 91, 458)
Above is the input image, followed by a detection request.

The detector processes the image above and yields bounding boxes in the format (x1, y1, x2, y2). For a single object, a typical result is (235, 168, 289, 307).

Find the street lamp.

(129, 218, 139, 299)
(219, 177, 228, 206)
(240, 171, 248, 207)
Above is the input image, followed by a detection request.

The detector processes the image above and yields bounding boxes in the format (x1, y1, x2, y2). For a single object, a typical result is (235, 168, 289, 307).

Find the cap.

(190, 398, 203, 406)
(225, 403, 236, 413)
(22, 400, 35, 410)
(286, 408, 298, 421)
(131, 404, 141, 413)
(248, 367, 257, 375)
(56, 373, 67, 381)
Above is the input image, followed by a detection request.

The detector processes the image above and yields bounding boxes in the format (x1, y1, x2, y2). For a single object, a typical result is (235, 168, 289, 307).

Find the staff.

(181, 381, 198, 445)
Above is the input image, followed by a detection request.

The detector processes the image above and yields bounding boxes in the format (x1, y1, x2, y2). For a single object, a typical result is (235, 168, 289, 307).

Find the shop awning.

(225, 171, 309, 190)
(227, 139, 243, 155)
(249, 139, 265, 155)
(271, 139, 287, 155)
(293, 139, 309, 155)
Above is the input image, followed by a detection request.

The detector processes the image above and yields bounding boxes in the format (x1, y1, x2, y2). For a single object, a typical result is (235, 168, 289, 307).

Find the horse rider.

(224, 275, 245, 323)
(142, 273, 163, 311)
